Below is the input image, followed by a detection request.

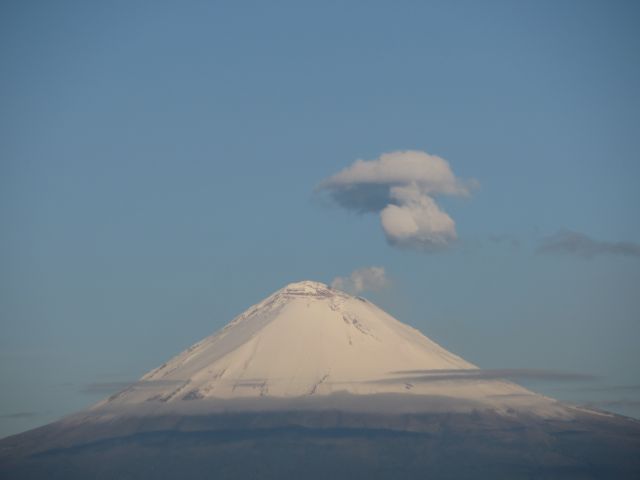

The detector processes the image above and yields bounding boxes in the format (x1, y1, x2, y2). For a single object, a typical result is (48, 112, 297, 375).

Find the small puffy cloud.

(319, 150, 474, 251)
(537, 229, 640, 258)
(381, 184, 457, 249)
(331, 267, 389, 295)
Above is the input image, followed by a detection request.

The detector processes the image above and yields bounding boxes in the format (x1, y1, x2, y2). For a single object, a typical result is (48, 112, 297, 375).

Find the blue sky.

(1, 0, 639, 437)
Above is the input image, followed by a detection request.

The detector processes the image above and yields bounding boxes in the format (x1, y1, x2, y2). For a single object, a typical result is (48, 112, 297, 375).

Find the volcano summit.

(1, 281, 639, 479)
(98, 280, 557, 414)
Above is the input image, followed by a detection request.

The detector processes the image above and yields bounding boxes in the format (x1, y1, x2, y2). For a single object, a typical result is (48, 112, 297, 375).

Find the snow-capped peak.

(97, 280, 564, 416)
(277, 280, 338, 297)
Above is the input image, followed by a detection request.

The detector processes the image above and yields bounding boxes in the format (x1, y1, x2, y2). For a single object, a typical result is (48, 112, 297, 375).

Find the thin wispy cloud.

(0, 412, 39, 419)
(318, 150, 476, 251)
(379, 368, 597, 384)
(81, 379, 184, 395)
(549, 384, 640, 393)
(537, 229, 640, 258)
(82, 381, 135, 394)
(331, 267, 389, 295)
(489, 234, 520, 248)
(584, 400, 640, 409)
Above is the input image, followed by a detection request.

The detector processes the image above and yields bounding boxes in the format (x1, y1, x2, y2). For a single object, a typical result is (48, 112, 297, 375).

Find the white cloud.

(380, 184, 456, 249)
(321, 150, 470, 196)
(319, 150, 474, 251)
(331, 267, 389, 295)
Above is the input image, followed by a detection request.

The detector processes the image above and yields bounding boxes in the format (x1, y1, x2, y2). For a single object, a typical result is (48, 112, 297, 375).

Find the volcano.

(1, 281, 639, 479)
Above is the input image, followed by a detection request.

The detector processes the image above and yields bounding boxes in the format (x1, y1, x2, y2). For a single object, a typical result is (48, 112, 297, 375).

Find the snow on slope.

(98, 281, 565, 415)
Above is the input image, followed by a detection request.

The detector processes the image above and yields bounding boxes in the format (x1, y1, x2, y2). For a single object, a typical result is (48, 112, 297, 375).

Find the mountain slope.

(1, 280, 639, 479)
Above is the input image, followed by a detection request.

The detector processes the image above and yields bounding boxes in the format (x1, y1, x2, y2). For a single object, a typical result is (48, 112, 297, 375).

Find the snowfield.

(95, 281, 569, 417)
